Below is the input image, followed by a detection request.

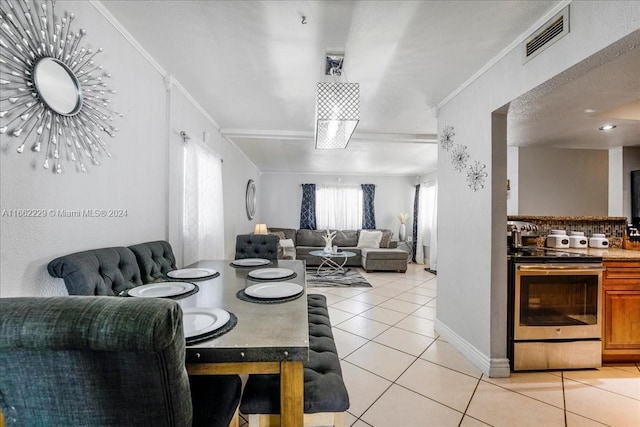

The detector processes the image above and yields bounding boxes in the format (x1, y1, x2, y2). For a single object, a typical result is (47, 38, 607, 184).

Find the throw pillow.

(357, 230, 383, 248)
(279, 238, 294, 248)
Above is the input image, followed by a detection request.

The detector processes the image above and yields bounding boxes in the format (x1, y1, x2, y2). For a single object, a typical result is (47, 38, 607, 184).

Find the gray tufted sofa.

(268, 227, 408, 273)
(47, 240, 177, 295)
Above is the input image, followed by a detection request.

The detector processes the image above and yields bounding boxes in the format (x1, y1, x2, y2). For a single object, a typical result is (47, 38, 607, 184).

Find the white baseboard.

(435, 319, 511, 378)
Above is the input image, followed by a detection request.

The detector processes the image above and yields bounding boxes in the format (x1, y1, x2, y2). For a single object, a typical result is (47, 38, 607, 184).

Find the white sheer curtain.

(415, 180, 438, 270)
(182, 139, 224, 266)
(316, 185, 363, 230)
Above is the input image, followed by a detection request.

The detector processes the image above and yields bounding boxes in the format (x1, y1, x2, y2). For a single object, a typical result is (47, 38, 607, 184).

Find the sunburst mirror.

(0, 0, 121, 173)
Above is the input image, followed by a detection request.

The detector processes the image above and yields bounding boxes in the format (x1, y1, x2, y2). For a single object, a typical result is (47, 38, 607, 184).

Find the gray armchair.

(235, 234, 279, 260)
(0, 296, 241, 427)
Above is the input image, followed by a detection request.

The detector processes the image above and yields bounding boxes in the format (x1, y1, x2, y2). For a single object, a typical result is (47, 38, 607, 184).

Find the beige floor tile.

(340, 361, 392, 417)
(407, 286, 437, 297)
(420, 339, 483, 378)
(564, 377, 640, 426)
(395, 315, 437, 338)
(336, 315, 390, 339)
(365, 286, 406, 298)
(350, 420, 370, 427)
(393, 292, 434, 305)
(412, 305, 437, 320)
(397, 359, 479, 412)
(482, 371, 565, 409)
(365, 276, 396, 287)
(331, 299, 374, 315)
(331, 327, 369, 359)
(323, 287, 368, 298)
(467, 381, 566, 427)
(426, 298, 437, 308)
(350, 291, 390, 305)
(344, 411, 358, 426)
(360, 306, 407, 325)
(605, 364, 640, 375)
(345, 341, 417, 382)
(373, 326, 436, 357)
(562, 367, 640, 400)
(360, 384, 463, 427)
(378, 298, 422, 314)
(459, 415, 492, 426)
(327, 307, 356, 325)
(565, 412, 609, 427)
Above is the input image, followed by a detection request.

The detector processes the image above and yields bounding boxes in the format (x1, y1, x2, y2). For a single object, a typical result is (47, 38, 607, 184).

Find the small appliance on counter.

(589, 233, 609, 248)
(569, 231, 588, 248)
(546, 230, 570, 248)
(507, 221, 539, 249)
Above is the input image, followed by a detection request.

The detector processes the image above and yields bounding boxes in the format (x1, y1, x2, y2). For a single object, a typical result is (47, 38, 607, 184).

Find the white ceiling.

(99, 0, 638, 176)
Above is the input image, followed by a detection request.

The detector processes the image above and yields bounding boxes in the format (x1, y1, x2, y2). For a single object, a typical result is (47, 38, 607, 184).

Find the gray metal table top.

(177, 259, 309, 364)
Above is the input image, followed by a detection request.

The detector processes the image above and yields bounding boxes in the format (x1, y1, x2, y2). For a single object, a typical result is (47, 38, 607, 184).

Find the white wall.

(519, 148, 608, 216)
(0, 1, 258, 296)
(259, 173, 417, 237)
(436, 1, 640, 376)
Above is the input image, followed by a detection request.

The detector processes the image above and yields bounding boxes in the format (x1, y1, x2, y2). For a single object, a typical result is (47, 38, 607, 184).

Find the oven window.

(519, 275, 598, 326)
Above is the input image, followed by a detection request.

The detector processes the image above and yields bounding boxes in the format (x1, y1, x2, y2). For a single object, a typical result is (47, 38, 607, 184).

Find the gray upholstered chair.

(0, 296, 241, 427)
(235, 234, 279, 260)
(128, 240, 178, 283)
(47, 247, 143, 295)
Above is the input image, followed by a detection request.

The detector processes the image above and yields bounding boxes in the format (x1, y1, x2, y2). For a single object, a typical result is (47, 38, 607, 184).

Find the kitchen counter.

(559, 247, 640, 260)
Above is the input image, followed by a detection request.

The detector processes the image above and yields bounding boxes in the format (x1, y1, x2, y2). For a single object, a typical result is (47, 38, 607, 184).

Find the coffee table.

(309, 249, 357, 276)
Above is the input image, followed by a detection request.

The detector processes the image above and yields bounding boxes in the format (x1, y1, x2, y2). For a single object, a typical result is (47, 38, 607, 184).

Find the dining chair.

(128, 240, 178, 283)
(235, 234, 279, 261)
(47, 246, 143, 295)
(0, 296, 241, 427)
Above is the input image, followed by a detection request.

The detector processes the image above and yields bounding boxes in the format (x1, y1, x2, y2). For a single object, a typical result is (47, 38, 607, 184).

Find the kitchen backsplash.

(508, 216, 627, 248)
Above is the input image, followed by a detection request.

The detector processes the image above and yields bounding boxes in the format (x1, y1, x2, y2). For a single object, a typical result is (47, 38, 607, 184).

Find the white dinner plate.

(128, 281, 195, 298)
(245, 282, 303, 299)
(182, 308, 230, 339)
(247, 267, 295, 280)
(231, 258, 271, 267)
(167, 268, 217, 280)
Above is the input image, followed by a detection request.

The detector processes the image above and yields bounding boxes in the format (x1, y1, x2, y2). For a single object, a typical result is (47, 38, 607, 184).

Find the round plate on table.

(167, 268, 217, 280)
(247, 267, 294, 280)
(245, 282, 303, 299)
(182, 307, 231, 340)
(128, 281, 195, 298)
(231, 258, 271, 267)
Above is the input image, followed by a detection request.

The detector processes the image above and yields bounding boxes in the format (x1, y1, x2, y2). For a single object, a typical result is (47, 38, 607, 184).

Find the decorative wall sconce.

(0, 0, 121, 173)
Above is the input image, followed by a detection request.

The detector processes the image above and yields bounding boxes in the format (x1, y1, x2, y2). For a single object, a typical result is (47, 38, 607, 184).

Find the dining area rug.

(305, 268, 372, 288)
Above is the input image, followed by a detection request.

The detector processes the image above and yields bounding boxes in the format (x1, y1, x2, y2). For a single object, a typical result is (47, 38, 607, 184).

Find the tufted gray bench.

(239, 294, 349, 426)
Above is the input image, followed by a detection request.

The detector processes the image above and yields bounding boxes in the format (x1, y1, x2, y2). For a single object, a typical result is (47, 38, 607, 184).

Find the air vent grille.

(523, 6, 569, 63)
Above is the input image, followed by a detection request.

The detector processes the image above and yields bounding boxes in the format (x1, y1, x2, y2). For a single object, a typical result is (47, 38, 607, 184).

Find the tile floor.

(240, 263, 640, 427)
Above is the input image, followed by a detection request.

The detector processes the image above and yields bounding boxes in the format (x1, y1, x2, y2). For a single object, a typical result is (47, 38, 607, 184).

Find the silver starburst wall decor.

(439, 125, 455, 151)
(0, 0, 121, 173)
(466, 160, 488, 191)
(450, 144, 469, 173)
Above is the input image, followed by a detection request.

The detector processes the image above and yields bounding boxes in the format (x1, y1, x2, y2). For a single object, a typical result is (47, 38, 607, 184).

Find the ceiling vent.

(523, 6, 569, 63)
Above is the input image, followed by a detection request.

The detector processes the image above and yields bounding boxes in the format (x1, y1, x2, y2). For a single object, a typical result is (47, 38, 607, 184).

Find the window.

(315, 185, 363, 230)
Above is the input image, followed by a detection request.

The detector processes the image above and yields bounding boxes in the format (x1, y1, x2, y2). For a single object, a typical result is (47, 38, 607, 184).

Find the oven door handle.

(517, 264, 605, 272)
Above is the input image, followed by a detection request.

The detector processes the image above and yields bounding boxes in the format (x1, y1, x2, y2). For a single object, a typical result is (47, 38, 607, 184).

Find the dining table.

(173, 259, 309, 427)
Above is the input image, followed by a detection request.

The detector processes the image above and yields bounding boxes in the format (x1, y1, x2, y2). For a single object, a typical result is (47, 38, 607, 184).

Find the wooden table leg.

(280, 360, 304, 426)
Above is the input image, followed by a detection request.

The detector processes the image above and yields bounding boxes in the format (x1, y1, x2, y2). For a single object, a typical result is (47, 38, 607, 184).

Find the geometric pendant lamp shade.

(315, 82, 360, 149)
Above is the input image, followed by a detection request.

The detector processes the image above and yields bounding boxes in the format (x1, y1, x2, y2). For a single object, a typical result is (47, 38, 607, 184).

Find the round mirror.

(245, 179, 256, 220)
(33, 57, 83, 116)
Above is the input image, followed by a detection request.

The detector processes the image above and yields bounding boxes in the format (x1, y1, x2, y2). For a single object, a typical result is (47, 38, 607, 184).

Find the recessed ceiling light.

(584, 108, 596, 114)
(599, 124, 617, 131)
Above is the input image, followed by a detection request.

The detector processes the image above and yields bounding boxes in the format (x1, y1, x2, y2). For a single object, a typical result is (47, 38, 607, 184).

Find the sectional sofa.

(268, 228, 408, 273)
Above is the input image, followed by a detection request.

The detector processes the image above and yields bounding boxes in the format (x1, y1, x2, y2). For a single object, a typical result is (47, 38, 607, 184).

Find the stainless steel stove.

(508, 246, 604, 371)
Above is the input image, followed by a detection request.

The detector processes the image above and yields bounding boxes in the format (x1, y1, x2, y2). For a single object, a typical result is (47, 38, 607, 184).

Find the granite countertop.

(560, 247, 640, 260)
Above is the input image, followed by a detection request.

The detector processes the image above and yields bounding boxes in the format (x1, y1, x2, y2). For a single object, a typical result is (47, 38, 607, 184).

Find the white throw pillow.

(357, 230, 383, 248)
(279, 238, 294, 248)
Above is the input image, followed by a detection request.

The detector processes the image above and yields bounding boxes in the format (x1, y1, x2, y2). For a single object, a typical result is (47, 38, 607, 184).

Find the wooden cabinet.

(602, 261, 640, 362)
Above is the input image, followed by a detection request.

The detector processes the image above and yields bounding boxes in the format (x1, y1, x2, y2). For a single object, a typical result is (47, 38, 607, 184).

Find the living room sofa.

(268, 228, 408, 273)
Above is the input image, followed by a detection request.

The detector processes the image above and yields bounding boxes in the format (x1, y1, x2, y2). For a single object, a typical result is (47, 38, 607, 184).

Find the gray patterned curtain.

(361, 184, 376, 229)
(300, 184, 317, 230)
(412, 184, 420, 262)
